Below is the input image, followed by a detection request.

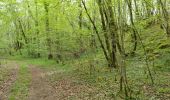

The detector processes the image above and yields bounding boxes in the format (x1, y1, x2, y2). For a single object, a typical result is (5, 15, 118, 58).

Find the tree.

(44, 0, 53, 59)
(159, 0, 170, 37)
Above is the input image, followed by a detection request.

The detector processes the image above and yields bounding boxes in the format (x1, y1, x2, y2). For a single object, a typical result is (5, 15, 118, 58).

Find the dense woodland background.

(0, 0, 170, 99)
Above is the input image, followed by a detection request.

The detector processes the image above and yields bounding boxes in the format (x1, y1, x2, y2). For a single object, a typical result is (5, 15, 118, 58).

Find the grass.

(9, 63, 31, 100)
(8, 55, 72, 71)
(65, 55, 170, 99)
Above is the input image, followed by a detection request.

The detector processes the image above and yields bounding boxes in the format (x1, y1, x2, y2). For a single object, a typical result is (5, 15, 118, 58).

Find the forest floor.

(0, 61, 19, 100)
(0, 59, 105, 100)
(0, 56, 170, 100)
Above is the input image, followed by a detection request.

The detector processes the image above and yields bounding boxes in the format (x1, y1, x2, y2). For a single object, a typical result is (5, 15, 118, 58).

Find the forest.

(0, 0, 170, 99)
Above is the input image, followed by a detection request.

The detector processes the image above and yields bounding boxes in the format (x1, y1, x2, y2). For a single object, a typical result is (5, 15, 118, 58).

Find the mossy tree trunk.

(159, 0, 170, 37)
(44, 1, 52, 59)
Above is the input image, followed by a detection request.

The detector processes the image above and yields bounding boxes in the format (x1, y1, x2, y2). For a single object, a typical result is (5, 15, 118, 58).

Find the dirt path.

(28, 66, 58, 100)
(0, 62, 105, 100)
(0, 63, 19, 100)
(28, 66, 100, 100)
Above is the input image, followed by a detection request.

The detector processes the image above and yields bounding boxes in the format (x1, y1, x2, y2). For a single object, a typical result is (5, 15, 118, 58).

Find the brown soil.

(28, 66, 103, 100)
(28, 66, 58, 100)
(1, 62, 106, 100)
(0, 63, 19, 100)
(52, 78, 100, 100)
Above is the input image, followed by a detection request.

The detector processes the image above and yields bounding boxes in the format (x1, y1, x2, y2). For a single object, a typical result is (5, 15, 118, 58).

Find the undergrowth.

(9, 64, 31, 100)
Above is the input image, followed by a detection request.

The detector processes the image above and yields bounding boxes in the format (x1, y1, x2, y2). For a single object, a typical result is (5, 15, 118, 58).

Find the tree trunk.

(82, 0, 110, 64)
(126, 0, 138, 55)
(44, 1, 52, 59)
(159, 0, 170, 37)
(35, 0, 40, 57)
(107, 0, 118, 68)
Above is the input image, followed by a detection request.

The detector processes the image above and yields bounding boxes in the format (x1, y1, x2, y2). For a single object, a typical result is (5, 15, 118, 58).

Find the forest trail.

(0, 61, 99, 100)
(1, 59, 169, 99)
(28, 65, 98, 100)
(28, 66, 58, 100)
(0, 62, 19, 100)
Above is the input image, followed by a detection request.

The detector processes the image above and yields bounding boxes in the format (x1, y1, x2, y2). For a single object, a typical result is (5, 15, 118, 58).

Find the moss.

(157, 39, 170, 49)
(159, 43, 170, 49)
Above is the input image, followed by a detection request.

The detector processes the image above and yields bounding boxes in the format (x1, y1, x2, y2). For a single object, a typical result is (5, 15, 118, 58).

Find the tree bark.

(82, 0, 110, 63)
(159, 0, 170, 37)
(126, 0, 138, 55)
(44, 1, 52, 59)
